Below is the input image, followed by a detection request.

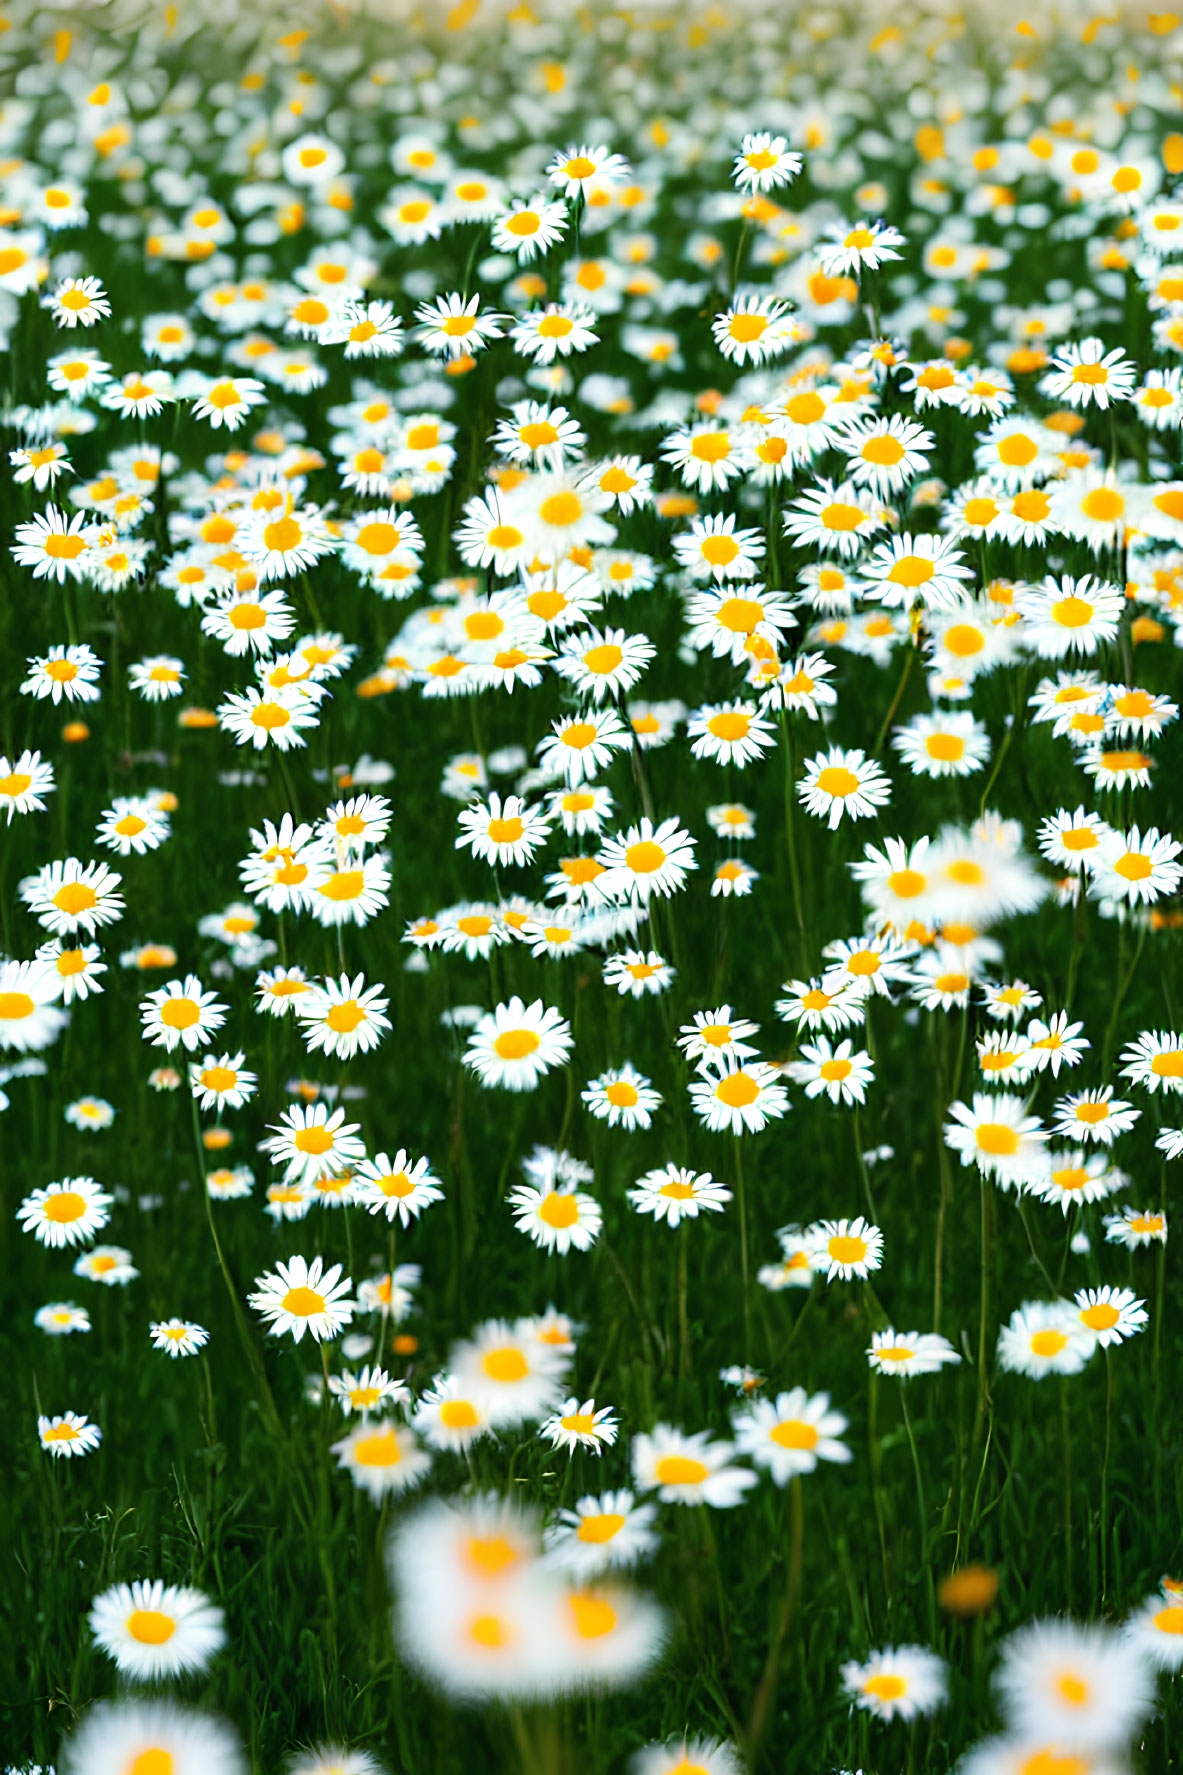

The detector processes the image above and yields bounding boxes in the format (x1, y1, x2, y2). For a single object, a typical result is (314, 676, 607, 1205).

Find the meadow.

(2, 2, 1183, 1771)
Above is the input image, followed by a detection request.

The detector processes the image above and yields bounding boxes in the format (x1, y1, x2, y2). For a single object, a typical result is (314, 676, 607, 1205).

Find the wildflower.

(994, 1619, 1154, 1748)
(17, 1177, 113, 1249)
(944, 1094, 1048, 1187)
(90, 1580, 225, 1678)
(997, 1302, 1094, 1378)
(464, 998, 573, 1092)
(331, 1420, 431, 1502)
(687, 1057, 790, 1136)
(732, 1389, 851, 1482)
(1103, 1205, 1167, 1249)
(354, 1152, 443, 1226)
(296, 974, 391, 1060)
(798, 747, 892, 829)
(582, 1065, 661, 1131)
(39, 1411, 102, 1458)
(35, 1302, 90, 1336)
(631, 1427, 757, 1508)
(544, 1491, 660, 1577)
(868, 1330, 962, 1376)
(842, 1646, 948, 1722)
(541, 1399, 620, 1456)
(787, 1038, 875, 1106)
(627, 1165, 732, 1227)
(732, 132, 802, 192)
(249, 1255, 354, 1344)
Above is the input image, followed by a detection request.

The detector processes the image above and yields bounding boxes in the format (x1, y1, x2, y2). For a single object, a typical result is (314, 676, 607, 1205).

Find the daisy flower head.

(807, 1216, 884, 1282)
(943, 1093, 1048, 1188)
(45, 274, 110, 328)
(414, 292, 504, 359)
(508, 1178, 602, 1254)
(819, 217, 906, 277)
(218, 685, 322, 753)
(994, 1618, 1155, 1749)
(547, 143, 631, 198)
(149, 1318, 209, 1358)
(867, 1329, 962, 1377)
(509, 303, 599, 364)
(861, 532, 973, 613)
(412, 1373, 494, 1454)
(732, 132, 802, 193)
(787, 1037, 875, 1106)
(10, 440, 70, 490)
(838, 412, 930, 496)
(602, 949, 674, 998)
(13, 508, 95, 585)
(711, 294, 798, 366)
(58, 1699, 246, 1775)
(39, 1410, 102, 1458)
(1022, 1012, 1089, 1078)
(296, 974, 391, 1061)
(323, 298, 404, 359)
(332, 1419, 431, 1503)
(1015, 576, 1125, 658)
(798, 746, 892, 830)
(631, 1741, 742, 1775)
(75, 1245, 138, 1286)
(627, 1164, 732, 1227)
(554, 627, 655, 704)
(1124, 1591, 1183, 1672)
(544, 1489, 660, 1578)
(781, 478, 884, 557)
(47, 348, 110, 400)
(19, 639, 99, 692)
(354, 1151, 443, 1226)
(775, 977, 865, 1034)
(306, 853, 392, 927)
(842, 1646, 947, 1722)
(35, 1301, 91, 1336)
(582, 1064, 661, 1131)
(893, 710, 990, 778)
(327, 1365, 409, 1420)
(1093, 828, 1183, 907)
(189, 1051, 257, 1113)
(1103, 1204, 1167, 1249)
(661, 423, 748, 494)
(540, 1398, 620, 1457)
(491, 194, 569, 261)
(732, 1388, 851, 1483)
(997, 1301, 1095, 1379)
(1051, 1086, 1140, 1148)
(687, 1057, 789, 1137)
(1039, 338, 1138, 410)
(597, 816, 698, 903)
(0, 957, 68, 1051)
(449, 1317, 570, 1428)
(1072, 1285, 1148, 1349)
(90, 1579, 225, 1678)
(262, 1104, 366, 1187)
(190, 376, 268, 431)
(140, 975, 227, 1054)
(631, 1425, 757, 1509)
(536, 706, 632, 786)
(18, 1176, 113, 1249)
(688, 701, 776, 769)
(249, 1255, 354, 1345)
(464, 997, 573, 1091)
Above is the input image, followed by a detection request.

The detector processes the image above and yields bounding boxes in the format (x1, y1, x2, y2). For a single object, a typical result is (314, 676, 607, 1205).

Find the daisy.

(0, 750, 55, 823)
(90, 1579, 224, 1678)
(547, 143, 630, 197)
(305, 853, 392, 927)
(842, 1646, 947, 1722)
(631, 1426, 757, 1509)
(262, 1105, 366, 1187)
(491, 195, 569, 260)
(190, 376, 268, 431)
(787, 1038, 875, 1106)
(822, 933, 915, 1000)
(711, 294, 797, 366)
(861, 532, 973, 613)
(327, 1366, 409, 1418)
(1039, 338, 1138, 409)
(687, 1057, 789, 1136)
(508, 1181, 601, 1254)
(685, 583, 796, 663)
(944, 1093, 1048, 1187)
(17, 1177, 113, 1249)
(13, 505, 95, 583)
(1023, 1013, 1090, 1077)
(1037, 806, 1112, 872)
(775, 978, 864, 1034)
(414, 292, 504, 359)
(732, 1389, 850, 1483)
(1093, 828, 1183, 906)
(1081, 747, 1155, 794)
(140, 976, 227, 1054)
(661, 423, 748, 494)
(19, 641, 103, 705)
(808, 1216, 884, 1282)
(597, 816, 698, 903)
(296, 974, 391, 1061)
(541, 1399, 620, 1457)
(1052, 1087, 1140, 1147)
(35, 1301, 91, 1336)
(1104, 1205, 1168, 1248)
(509, 303, 599, 364)
(450, 1318, 569, 1427)
(9, 440, 70, 490)
(75, 1245, 139, 1286)
(249, 1255, 354, 1344)
(687, 702, 776, 769)
(554, 627, 655, 704)
(47, 349, 110, 399)
(60, 1700, 245, 1774)
(189, 1052, 257, 1113)
(38, 1411, 102, 1458)
(732, 132, 802, 192)
(893, 711, 990, 778)
(627, 1165, 732, 1227)
(867, 1330, 962, 1377)
(838, 412, 930, 497)
(412, 1374, 494, 1453)
(581, 1064, 661, 1132)
(464, 997, 573, 1091)
(323, 299, 404, 358)
(544, 1491, 660, 1577)
(1016, 575, 1125, 658)
(218, 686, 322, 752)
(798, 747, 891, 830)
(331, 1420, 430, 1502)
(536, 707, 632, 786)
(351, 1151, 441, 1226)
(602, 950, 674, 998)
(782, 479, 884, 556)
(149, 1319, 210, 1359)
(1072, 1285, 1148, 1349)
(994, 1619, 1154, 1748)
(997, 1302, 1095, 1379)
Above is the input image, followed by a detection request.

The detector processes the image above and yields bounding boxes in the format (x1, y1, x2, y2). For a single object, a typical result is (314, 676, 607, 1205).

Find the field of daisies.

(4, 0, 1183, 1771)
